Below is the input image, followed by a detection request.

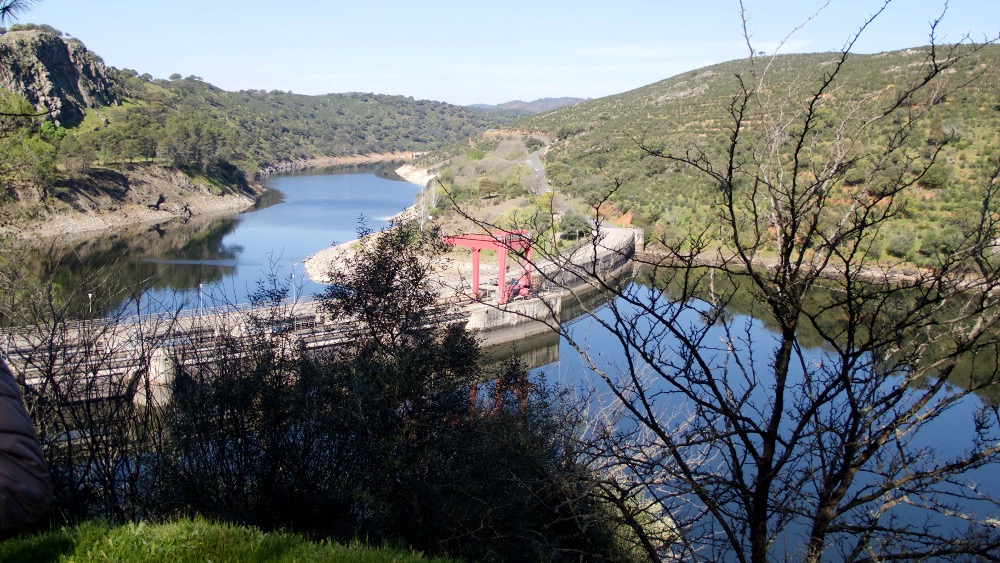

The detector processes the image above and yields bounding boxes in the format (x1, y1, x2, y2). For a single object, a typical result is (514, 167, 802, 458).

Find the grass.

(0, 518, 454, 563)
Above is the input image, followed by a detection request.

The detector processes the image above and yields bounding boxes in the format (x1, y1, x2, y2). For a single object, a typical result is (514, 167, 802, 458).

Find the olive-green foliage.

(526, 135, 546, 151)
(78, 73, 520, 178)
(561, 210, 591, 239)
(444, 45, 1000, 267)
(0, 92, 58, 200)
(0, 517, 455, 562)
(884, 228, 916, 259)
(431, 134, 536, 204)
(7, 23, 63, 36)
(919, 160, 952, 190)
(148, 222, 628, 561)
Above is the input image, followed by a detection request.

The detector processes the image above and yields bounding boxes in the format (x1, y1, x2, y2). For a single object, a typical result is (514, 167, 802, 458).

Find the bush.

(920, 161, 952, 190)
(152, 222, 630, 560)
(884, 229, 916, 259)
(556, 124, 585, 140)
(525, 136, 545, 151)
(561, 210, 592, 240)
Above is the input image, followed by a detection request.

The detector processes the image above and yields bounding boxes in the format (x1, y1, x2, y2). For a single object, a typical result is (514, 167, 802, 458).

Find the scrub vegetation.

(430, 43, 1000, 268)
(442, 7, 1000, 561)
(4, 1, 1000, 561)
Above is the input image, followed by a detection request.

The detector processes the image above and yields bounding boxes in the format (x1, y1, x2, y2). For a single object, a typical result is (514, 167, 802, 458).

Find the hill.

(427, 44, 1000, 266)
(498, 97, 587, 113)
(0, 25, 522, 235)
(471, 97, 586, 114)
(0, 25, 518, 169)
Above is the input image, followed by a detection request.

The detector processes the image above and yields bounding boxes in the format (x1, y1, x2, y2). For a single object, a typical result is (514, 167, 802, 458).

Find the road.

(528, 149, 548, 195)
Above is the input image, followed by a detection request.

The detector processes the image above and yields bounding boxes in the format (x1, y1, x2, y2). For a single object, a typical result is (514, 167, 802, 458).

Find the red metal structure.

(443, 230, 532, 304)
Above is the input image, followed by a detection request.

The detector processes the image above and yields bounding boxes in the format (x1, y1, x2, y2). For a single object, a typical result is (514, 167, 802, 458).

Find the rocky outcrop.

(394, 164, 435, 187)
(0, 29, 119, 127)
(1, 164, 262, 241)
(256, 159, 313, 178)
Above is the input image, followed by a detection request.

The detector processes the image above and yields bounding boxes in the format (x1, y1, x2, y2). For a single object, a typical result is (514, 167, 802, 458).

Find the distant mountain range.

(469, 97, 587, 114)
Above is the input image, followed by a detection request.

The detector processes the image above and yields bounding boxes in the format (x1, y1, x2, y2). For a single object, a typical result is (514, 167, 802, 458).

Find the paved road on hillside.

(528, 149, 548, 195)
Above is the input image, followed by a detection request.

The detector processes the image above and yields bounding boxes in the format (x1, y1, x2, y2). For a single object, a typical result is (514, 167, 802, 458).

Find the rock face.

(0, 29, 119, 127)
(5, 164, 262, 240)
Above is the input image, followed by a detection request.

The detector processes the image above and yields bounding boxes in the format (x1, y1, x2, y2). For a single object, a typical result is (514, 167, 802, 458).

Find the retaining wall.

(469, 227, 642, 349)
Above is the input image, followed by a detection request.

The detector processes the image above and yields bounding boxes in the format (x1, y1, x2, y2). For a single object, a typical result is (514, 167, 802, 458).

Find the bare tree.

(0, 247, 185, 522)
(458, 3, 1000, 561)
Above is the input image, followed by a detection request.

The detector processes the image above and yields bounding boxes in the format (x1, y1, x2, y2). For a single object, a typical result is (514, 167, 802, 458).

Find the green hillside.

(428, 44, 1000, 266)
(0, 25, 521, 220)
(94, 70, 522, 173)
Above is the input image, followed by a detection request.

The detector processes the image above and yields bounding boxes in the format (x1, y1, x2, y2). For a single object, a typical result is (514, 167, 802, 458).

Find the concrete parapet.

(134, 347, 174, 407)
(538, 227, 641, 291)
(468, 291, 561, 348)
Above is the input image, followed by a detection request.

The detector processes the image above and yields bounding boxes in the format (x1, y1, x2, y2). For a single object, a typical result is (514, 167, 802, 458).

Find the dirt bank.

(394, 164, 435, 187)
(3, 165, 261, 242)
(257, 152, 424, 177)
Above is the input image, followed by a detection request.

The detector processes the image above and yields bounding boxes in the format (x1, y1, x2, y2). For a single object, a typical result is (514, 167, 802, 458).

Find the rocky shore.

(27, 192, 256, 241)
(302, 163, 438, 284)
(5, 155, 431, 243)
(394, 163, 436, 187)
(256, 152, 423, 178)
(3, 166, 261, 242)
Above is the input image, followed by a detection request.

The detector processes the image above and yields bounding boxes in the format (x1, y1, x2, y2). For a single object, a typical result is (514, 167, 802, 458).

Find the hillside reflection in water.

(18, 166, 420, 315)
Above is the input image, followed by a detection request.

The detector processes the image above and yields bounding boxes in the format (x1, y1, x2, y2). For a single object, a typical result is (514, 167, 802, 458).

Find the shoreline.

(16, 191, 259, 243)
(394, 163, 435, 187)
(257, 152, 424, 177)
(3, 165, 262, 243)
(4, 155, 430, 244)
(302, 163, 437, 284)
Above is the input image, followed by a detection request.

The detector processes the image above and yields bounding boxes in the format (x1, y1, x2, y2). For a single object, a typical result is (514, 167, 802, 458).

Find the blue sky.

(16, 0, 998, 105)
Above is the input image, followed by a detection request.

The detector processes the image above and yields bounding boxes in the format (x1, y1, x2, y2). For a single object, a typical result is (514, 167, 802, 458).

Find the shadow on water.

(483, 265, 637, 372)
(483, 330, 561, 372)
(5, 166, 424, 318)
(6, 213, 242, 319)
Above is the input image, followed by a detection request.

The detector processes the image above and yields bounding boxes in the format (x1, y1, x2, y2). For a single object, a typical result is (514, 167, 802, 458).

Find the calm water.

(534, 281, 999, 556)
(194, 167, 422, 305)
(34, 166, 420, 314)
(21, 168, 997, 550)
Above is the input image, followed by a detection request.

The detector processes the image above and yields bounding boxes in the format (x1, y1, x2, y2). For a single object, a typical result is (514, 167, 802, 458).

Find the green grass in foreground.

(0, 517, 453, 562)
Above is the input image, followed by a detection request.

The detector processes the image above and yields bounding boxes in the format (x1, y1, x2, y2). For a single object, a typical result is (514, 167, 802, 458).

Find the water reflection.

(7, 166, 421, 316)
(532, 267, 1000, 556)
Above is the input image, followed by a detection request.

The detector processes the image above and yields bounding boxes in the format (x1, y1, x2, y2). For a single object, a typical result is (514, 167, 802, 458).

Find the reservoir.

(28, 165, 421, 313)
(12, 167, 999, 552)
(155, 165, 421, 307)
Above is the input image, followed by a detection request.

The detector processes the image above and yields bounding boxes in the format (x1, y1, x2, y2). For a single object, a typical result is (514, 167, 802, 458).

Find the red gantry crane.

(443, 230, 533, 304)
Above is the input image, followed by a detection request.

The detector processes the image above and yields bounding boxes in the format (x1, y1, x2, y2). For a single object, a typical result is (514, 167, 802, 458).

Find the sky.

(14, 0, 999, 106)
